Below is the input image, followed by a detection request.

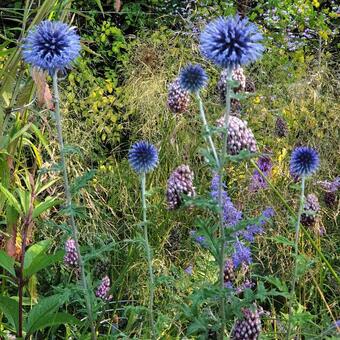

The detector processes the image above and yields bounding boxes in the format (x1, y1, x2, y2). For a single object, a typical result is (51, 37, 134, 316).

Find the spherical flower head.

(128, 140, 158, 173)
(22, 20, 81, 74)
(179, 64, 208, 93)
(290, 146, 319, 178)
(200, 15, 264, 69)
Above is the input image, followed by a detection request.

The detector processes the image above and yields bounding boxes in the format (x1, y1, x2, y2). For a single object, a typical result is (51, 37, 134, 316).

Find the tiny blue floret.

(22, 20, 81, 74)
(179, 64, 208, 93)
(290, 146, 319, 178)
(200, 15, 264, 69)
(232, 240, 252, 268)
(128, 140, 158, 173)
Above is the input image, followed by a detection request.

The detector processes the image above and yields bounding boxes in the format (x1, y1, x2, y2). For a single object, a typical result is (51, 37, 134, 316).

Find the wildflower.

(95, 275, 112, 301)
(200, 15, 264, 69)
(167, 79, 190, 113)
(179, 64, 208, 93)
(224, 259, 235, 285)
(189, 230, 206, 247)
(217, 67, 246, 103)
(184, 265, 193, 275)
(211, 174, 242, 227)
(290, 146, 319, 178)
(64, 238, 78, 267)
(128, 141, 158, 173)
(275, 116, 288, 137)
(22, 20, 81, 74)
(166, 164, 195, 210)
(250, 155, 272, 191)
(231, 306, 263, 339)
(232, 240, 252, 268)
(318, 177, 339, 208)
(216, 115, 257, 155)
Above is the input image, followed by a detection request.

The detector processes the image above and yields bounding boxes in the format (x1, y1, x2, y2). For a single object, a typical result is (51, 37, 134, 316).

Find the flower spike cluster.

(22, 20, 81, 74)
(128, 141, 158, 173)
(200, 15, 264, 69)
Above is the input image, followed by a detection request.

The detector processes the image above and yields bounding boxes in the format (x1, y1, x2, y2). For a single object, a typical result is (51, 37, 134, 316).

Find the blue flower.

(200, 16, 264, 69)
(22, 20, 81, 74)
(179, 64, 208, 93)
(290, 146, 319, 178)
(232, 240, 252, 268)
(128, 141, 158, 173)
(211, 174, 242, 227)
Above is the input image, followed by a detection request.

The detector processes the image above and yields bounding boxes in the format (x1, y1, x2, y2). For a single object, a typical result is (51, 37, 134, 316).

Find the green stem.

(52, 72, 97, 340)
(141, 172, 155, 339)
(250, 159, 339, 284)
(196, 92, 220, 168)
(287, 176, 305, 339)
(218, 67, 232, 340)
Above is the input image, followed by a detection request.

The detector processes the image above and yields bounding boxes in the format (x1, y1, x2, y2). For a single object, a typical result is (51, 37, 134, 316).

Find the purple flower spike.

(64, 238, 79, 268)
(95, 275, 113, 301)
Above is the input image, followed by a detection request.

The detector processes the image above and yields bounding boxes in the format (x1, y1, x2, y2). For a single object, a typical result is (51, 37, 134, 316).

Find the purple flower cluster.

(232, 240, 252, 268)
(250, 155, 273, 191)
(95, 275, 113, 301)
(64, 238, 79, 268)
(210, 174, 242, 227)
(189, 230, 207, 247)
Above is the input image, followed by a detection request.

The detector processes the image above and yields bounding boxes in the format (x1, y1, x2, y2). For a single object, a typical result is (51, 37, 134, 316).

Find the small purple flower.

(190, 230, 206, 247)
(211, 174, 242, 227)
(250, 155, 272, 191)
(232, 240, 252, 268)
(184, 265, 193, 275)
(262, 207, 275, 219)
(64, 238, 78, 268)
(95, 275, 112, 301)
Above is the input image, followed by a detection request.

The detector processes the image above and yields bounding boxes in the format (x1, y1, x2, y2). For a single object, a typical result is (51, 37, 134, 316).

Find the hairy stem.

(196, 92, 220, 168)
(218, 67, 232, 339)
(141, 172, 155, 339)
(287, 176, 305, 339)
(52, 72, 96, 340)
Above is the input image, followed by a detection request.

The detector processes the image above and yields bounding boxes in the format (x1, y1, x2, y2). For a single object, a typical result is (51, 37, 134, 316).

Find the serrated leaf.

(62, 144, 81, 155)
(0, 250, 16, 276)
(26, 293, 70, 334)
(226, 150, 260, 163)
(0, 184, 22, 214)
(271, 235, 294, 247)
(70, 170, 96, 195)
(0, 296, 19, 332)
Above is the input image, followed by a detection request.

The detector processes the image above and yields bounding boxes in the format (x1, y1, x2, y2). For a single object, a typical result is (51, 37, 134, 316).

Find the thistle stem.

(196, 92, 220, 168)
(52, 72, 96, 340)
(218, 67, 232, 339)
(141, 172, 155, 339)
(287, 176, 305, 339)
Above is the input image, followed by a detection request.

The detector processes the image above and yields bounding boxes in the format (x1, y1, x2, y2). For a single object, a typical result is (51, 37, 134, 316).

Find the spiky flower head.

(290, 146, 319, 178)
(22, 20, 81, 74)
(95, 276, 112, 301)
(167, 79, 190, 113)
(64, 238, 78, 268)
(200, 15, 264, 69)
(128, 141, 158, 173)
(179, 64, 208, 93)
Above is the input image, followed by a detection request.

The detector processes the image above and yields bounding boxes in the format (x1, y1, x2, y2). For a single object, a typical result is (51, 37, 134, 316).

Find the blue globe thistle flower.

(22, 20, 81, 74)
(232, 240, 252, 268)
(290, 146, 319, 178)
(200, 16, 264, 69)
(128, 141, 158, 173)
(179, 64, 208, 93)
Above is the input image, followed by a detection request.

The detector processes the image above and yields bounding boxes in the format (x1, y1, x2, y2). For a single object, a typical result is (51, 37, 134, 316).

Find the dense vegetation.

(0, 0, 339, 339)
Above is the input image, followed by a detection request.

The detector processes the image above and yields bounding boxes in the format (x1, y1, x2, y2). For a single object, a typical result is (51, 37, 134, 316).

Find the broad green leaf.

(0, 250, 16, 276)
(17, 188, 30, 215)
(35, 178, 59, 196)
(26, 312, 79, 335)
(9, 123, 31, 143)
(0, 184, 22, 214)
(0, 296, 19, 332)
(30, 123, 52, 157)
(24, 239, 51, 271)
(26, 293, 69, 334)
(24, 250, 64, 279)
(32, 196, 61, 219)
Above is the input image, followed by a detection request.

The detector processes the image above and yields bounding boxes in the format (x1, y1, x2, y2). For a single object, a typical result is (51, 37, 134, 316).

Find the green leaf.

(24, 240, 51, 271)
(32, 196, 61, 219)
(0, 296, 19, 332)
(17, 188, 30, 216)
(26, 294, 70, 334)
(26, 312, 78, 335)
(24, 250, 64, 279)
(0, 183, 22, 214)
(70, 170, 96, 195)
(271, 235, 294, 247)
(30, 123, 52, 157)
(0, 250, 16, 276)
